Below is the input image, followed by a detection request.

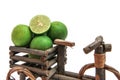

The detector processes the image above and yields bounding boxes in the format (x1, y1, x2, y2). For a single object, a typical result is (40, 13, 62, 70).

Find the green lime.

(47, 21, 68, 41)
(11, 24, 32, 47)
(29, 15, 51, 34)
(29, 36, 53, 59)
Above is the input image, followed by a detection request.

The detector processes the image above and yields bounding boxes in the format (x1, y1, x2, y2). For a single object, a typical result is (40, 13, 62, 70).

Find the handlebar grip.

(83, 36, 103, 54)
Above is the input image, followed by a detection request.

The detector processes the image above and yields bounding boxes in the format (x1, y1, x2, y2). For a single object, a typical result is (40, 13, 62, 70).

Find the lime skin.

(29, 36, 53, 59)
(11, 24, 32, 47)
(30, 36, 53, 50)
(47, 21, 68, 41)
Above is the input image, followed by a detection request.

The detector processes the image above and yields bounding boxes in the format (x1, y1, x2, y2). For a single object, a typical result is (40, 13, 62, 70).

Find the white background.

(0, 0, 120, 80)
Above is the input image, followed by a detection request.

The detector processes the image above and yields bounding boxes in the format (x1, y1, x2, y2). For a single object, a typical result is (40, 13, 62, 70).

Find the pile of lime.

(11, 15, 68, 58)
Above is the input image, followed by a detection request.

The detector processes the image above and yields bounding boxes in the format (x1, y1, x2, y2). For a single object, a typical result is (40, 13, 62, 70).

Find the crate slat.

(10, 56, 45, 66)
(44, 46, 58, 56)
(45, 52, 57, 61)
(45, 57, 57, 69)
(43, 66, 57, 80)
(9, 46, 58, 56)
(9, 46, 45, 56)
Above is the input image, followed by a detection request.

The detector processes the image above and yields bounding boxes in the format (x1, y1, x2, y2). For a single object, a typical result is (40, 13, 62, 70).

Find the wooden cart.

(6, 36, 120, 80)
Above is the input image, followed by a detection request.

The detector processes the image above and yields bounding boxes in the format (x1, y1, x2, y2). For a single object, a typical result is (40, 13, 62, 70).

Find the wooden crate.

(9, 45, 58, 80)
